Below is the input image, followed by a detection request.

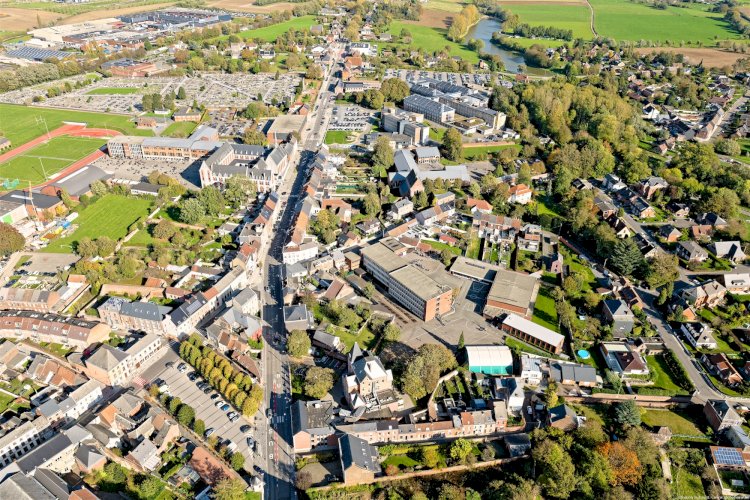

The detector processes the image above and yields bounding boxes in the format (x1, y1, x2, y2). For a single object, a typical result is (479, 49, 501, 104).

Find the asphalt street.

(261, 45, 342, 500)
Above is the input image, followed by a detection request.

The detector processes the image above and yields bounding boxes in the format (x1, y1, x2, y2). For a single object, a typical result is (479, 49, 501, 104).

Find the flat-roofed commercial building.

(501, 314, 564, 354)
(483, 269, 539, 319)
(361, 239, 453, 321)
(403, 95, 455, 123)
(466, 345, 513, 375)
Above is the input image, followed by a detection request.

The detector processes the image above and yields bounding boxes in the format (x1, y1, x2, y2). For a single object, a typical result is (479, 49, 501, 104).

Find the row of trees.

(179, 336, 263, 418)
(447, 5, 481, 42)
(513, 23, 574, 41)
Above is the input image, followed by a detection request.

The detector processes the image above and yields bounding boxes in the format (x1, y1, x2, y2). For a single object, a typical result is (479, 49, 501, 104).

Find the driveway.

(156, 365, 260, 471)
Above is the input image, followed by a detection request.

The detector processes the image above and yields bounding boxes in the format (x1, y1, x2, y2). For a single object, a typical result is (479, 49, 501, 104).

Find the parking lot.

(157, 365, 259, 470)
(328, 105, 374, 131)
(383, 69, 494, 87)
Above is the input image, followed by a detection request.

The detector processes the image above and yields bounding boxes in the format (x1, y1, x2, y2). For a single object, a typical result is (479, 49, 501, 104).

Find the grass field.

(641, 408, 705, 436)
(86, 87, 140, 95)
(235, 15, 317, 42)
(672, 469, 705, 498)
(43, 195, 153, 253)
(590, 0, 741, 44)
(387, 21, 479, 63)
(506, 3, 593, 39)
(0, 136, 105, 184)
(324, 130, 352, 144)
(645, 355, 690, 396)
(0, 104, 150, 153)
(162, 121, 198, 138)
(463, 144, 520, 161)
(532, 286, 559, 332)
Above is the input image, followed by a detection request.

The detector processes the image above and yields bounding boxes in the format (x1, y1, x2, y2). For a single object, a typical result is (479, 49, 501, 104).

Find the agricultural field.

(0, 136, 105, 184)
(0, 104, 150, 152)
(590, 0, 741, 45)
(387, 21, 480, 63)
(43, 194, 153, 253)
(505, 3, 593, 40)
(2, 0, 169, 16)
(235, 15, 318, 42)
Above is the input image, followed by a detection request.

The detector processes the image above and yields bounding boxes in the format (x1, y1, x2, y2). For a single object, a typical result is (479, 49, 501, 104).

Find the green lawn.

(424, 239, 462, 256)
(641, 408, 705, 436)
(86, 87, 140, 95)
(506, 3, 593, 40)
(324, 130, 352, 144)
(387, 21, 479, 63)
(162, 121, 198, 138)
(382, 455, 420, 468)
(0, 136, 106, 184)
(0, 104, 150, 154)
(533, 195, 564, 218)
(645, 355, 690, 396)
(43, 195, 153, 253)
(590, 0, 742, 45)
(462, 144, 520, 161)
(672, 469, 706, 498)
(127, 226, 165, 247)
(235, 16, 318, 42)
(465, 231, 481, 259)
(532, 286, 559, 332)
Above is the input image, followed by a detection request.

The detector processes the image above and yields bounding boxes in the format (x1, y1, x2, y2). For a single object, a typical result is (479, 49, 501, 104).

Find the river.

(467, 17, 551, 76)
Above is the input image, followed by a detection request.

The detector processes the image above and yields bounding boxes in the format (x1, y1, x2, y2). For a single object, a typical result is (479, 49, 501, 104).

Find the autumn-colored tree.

(598, 441, 642, 486)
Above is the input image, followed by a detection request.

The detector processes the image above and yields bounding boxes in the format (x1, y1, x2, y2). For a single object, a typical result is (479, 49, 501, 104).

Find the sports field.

(505, 3, 593, 39)
(590, 0, 742, 44)
(43, 194, 153, 253)
(387, 21, 479, 63)
(235, 15, 317, 42)
(0, 136, 105, 184)
(0, 104, 150, 152)
(86, 87, 141, 95)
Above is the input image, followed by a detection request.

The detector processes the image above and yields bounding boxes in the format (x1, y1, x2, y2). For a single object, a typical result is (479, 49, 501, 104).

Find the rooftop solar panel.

(713, 447, 745, 466)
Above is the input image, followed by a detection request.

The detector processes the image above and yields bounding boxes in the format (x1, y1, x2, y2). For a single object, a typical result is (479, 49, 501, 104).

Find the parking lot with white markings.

(156, 364, 260, 469)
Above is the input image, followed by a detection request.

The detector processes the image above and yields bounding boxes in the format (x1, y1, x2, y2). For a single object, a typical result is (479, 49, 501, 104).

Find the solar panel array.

(713, 447, 745, 466)
(7, 47, 71, 61)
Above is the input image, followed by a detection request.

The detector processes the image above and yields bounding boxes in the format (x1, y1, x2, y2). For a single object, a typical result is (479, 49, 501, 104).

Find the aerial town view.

(0, 0, 748, 498)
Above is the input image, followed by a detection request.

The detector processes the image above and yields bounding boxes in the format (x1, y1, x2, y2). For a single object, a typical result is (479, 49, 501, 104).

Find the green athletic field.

(387, 21, 480, 63)
(43, 194, 154, 253)
(0, 104, 151, 153)
(0, 136, 106, 185)
(162, 121, 198, 138)
(235, 15, 318, 42)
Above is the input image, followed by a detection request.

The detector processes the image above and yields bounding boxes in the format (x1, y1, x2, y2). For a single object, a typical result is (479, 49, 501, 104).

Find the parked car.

(202, 387, 212, 394)
(240, 425, 251, 434)
(177, 363, 188, 373)
(229, 414, 240, 423)
(205, 428, 215, 437)
(215, 401, 225, 409)
(210, 393, 220, 400)
(188, 372, 198, 381)
(221, 403, 231, 412)
(228, 411, 237, 419)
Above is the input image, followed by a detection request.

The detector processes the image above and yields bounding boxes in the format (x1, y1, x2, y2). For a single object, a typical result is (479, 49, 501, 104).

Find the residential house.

(667, 201, 690, 218)
(388, 198, 414, 220)
(723, 273, 750, 294)
(659, 224, 681, 243)
(702, 353, 743, 386)
(593, 196, 617, 219)
(291, 400, 336, 452)
(676, 241, 708, 263)
(602, 299, 635, 336)
(339, 434, 380, 486)
(704, 399, 743, 432)
(283, 305, 314, 333)
(600, 342, 649, 377)
(549, 362, 597, 387)
(548, 404, 579, 431)
(507, 184, 532, 205)
(679, 280, 726, 308)
(638, 176, 668, 200)
(696, 213, 728, 230)
(681, 322, 717, 350)
(83, 334, 164, 387)
(466, 198, 493, 214)
(709, 241, 747, 263)
(606, 216, 632, 239)
(520, 355, 543, 386)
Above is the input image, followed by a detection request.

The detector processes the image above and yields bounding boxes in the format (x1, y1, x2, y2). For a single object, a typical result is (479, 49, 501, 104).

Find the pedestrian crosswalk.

(132, 375, 149, 388)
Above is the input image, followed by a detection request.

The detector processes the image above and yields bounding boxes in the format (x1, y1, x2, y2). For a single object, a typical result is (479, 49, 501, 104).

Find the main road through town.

(260, 46, 341, 500)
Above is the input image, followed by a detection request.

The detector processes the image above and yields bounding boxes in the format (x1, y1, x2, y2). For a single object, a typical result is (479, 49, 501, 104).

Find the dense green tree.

(380, 78, 410, 103)
(401, 344, 457, 400)
(230, 451, 245, 471)
(288, 329, 311, 358)
(533, 439, 577, 498)
(363, 192, 381, 216)
(715, 138, 742, 156)
(304, 366, 335, 399)
(153, 219, 176, 240)
(703, 187, 740, 219)
(243, 129, 267, 145)
(180, 198, 206, 224)
(213, 478, 246, 500)
(449, 438, 474, 464)
(610, 238, 643, 277)
(96, 236, 116, 257)
(198, 186, 225, 216)
(441, 128, 463, 161)
(193, 418, 205, 436)
(383, 322, 401, 342)
(224, 176, 257, 209)
(372, 136, 394, 173)
(177, 404, 195, 427)
(613, 400, 641, 428)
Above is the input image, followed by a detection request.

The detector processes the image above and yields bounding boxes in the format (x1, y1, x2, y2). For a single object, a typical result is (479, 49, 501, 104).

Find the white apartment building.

(0, 417, 50, 468)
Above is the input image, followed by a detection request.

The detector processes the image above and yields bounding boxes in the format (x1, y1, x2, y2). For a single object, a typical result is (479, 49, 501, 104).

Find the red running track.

(0, 124, 122, 188)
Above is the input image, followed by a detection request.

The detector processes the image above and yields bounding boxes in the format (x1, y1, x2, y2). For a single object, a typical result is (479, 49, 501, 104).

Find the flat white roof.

(503, 313, 565, 347)
(465, 345, 512, 367)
